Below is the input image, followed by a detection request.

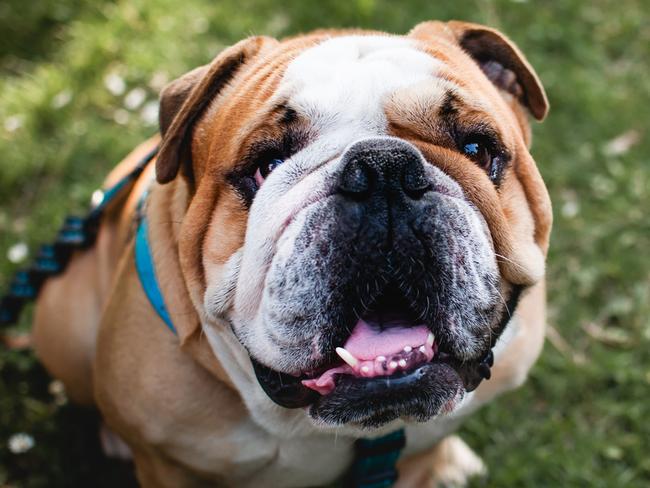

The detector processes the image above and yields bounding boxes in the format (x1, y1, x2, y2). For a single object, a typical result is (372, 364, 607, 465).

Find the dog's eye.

(255, 157, 285, 186)
(460, 134, 508, 183)
(463, 140, 492, 170)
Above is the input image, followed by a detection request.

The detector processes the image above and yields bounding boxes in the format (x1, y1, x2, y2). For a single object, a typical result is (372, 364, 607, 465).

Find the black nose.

(338, 138, 431, 200)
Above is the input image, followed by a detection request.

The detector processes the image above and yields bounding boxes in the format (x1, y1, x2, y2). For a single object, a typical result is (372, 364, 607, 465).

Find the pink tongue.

(344, 318, 429, 360)
(301, 319, 432, 395)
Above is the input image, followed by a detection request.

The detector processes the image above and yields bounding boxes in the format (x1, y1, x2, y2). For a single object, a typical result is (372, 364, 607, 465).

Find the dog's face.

(156, 22, 551, 429)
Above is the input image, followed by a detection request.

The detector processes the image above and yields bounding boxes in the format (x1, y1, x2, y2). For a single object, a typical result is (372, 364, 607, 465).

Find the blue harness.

(134, 215, 176, 334)
(0, 143, 406, 488)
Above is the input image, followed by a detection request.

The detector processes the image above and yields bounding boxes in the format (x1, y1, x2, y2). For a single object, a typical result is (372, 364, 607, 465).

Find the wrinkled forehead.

(276, 35, 473, 132)
(279, 36, 436, 126)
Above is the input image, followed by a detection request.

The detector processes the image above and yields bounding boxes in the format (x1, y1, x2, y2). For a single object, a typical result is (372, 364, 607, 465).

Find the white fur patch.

(280, 35, 441, 133)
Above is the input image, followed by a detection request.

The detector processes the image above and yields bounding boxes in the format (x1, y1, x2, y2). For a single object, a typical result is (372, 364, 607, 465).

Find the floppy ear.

(156, 36, 276, 184)
(158, 65, 208, 137)
(410, 21, 548, 121)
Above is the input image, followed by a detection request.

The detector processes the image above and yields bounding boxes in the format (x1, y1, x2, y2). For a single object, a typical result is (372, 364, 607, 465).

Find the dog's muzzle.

(239, 137, 517, 427)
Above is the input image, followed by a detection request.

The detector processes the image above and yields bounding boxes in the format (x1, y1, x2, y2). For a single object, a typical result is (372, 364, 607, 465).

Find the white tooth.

(376, 356, 386, 362)
(398, 359, 407, 368)
(361, 365, 370, 374)
(336, 347, 359, 368)
(403, 346, 412, 353)
(419, 345, 426, 353)
(426, 332, 435, 347)
(389, 361, 398, 369)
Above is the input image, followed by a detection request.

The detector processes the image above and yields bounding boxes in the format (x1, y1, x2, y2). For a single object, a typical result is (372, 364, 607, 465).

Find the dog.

(32, 20, 551, 487)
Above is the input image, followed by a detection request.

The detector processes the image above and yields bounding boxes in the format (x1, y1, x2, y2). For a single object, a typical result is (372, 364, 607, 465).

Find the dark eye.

(461, 134, 508, 183)
(463, 139, 492, 170)
(255, 157, 285, 186)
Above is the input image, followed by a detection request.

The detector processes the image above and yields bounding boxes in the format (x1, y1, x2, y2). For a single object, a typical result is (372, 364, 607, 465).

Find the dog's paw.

(430, 436, 486, 487)
(397, 435, 487, 488)
(100, 423, 133, 461)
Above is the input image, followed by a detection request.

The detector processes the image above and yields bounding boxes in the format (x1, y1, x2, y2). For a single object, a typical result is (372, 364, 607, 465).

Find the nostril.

(402, 164, 431, 200)
(338, 159, 374, 199)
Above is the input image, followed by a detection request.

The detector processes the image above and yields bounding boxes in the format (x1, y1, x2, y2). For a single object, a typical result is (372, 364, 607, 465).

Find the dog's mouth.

(249, 285, 504, 426)
(302, 318, 436, 395)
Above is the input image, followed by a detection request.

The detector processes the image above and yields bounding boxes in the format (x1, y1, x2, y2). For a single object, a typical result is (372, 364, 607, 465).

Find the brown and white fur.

(32, 20, 551, 487)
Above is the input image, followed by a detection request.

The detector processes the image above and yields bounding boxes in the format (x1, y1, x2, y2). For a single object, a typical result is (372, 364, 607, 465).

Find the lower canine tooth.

(426, 332, 435, 347)
(335, 347, 359, 368)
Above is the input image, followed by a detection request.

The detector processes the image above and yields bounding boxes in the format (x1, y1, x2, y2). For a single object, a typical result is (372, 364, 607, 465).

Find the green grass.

(1, 0, 649, 486)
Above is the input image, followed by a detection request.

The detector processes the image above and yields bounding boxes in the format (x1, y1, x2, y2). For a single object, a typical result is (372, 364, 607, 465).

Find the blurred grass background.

(0, 0, 649, 486)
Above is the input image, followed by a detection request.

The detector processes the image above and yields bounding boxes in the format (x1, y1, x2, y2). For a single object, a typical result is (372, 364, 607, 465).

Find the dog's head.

(156, 21, 551, 429)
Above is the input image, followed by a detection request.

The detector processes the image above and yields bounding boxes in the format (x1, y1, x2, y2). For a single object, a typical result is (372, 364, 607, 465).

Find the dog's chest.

(160, 412, 469, 488)
(163, 418, 353, 487)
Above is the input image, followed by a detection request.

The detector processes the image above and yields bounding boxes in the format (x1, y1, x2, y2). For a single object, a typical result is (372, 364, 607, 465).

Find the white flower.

(124, 88, 147, 110)
(149, 71, 169, 91)
(561, 200, 579, 218)
(104, 72, 126, 96)
(140, 101, 159, 126)
(603, 130, 640, 157)
(7, 242, 28, 264)
(8, 433, 35, 454)
(51, 90, 72, 109)
(4, 115, 23, 132)
(48, 380, 65, 396)
(113, 109, 130, 125)
(49, 380, 68, 406)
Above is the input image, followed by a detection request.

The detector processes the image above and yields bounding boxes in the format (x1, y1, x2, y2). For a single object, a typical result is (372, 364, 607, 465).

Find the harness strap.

(0, 145, 158, 328)
(134, 216, 176, 334)
(349, 430, 406, 488)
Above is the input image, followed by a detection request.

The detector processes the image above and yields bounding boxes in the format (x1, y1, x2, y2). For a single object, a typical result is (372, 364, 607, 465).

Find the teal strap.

(134, 216, 176, 334)
(349, 429, 406, 488)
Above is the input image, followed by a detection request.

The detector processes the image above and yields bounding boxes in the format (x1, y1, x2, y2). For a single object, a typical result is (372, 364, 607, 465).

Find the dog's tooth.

(403, 346, 412, 353)
(376, 355, 386, 362)
(398, 359, 407, 368)
(361, 365, 370, 375)
(426, 332, 435, 347)
(335, 347, 359, 368)
(419, 345, 426, 354)
(389, 360, 398, 369)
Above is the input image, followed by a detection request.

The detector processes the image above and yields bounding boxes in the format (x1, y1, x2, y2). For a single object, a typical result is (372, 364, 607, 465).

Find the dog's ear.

(158, 66, 208, 137)
(410, 21, 548, 121)
(156, 36, 276, 184)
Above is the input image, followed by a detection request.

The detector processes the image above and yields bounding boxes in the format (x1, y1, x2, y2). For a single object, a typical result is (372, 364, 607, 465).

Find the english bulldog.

(32, 20, 551, 487)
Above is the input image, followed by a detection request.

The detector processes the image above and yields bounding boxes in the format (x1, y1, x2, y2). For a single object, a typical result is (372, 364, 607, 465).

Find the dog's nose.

(338, 138, 431, 200)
